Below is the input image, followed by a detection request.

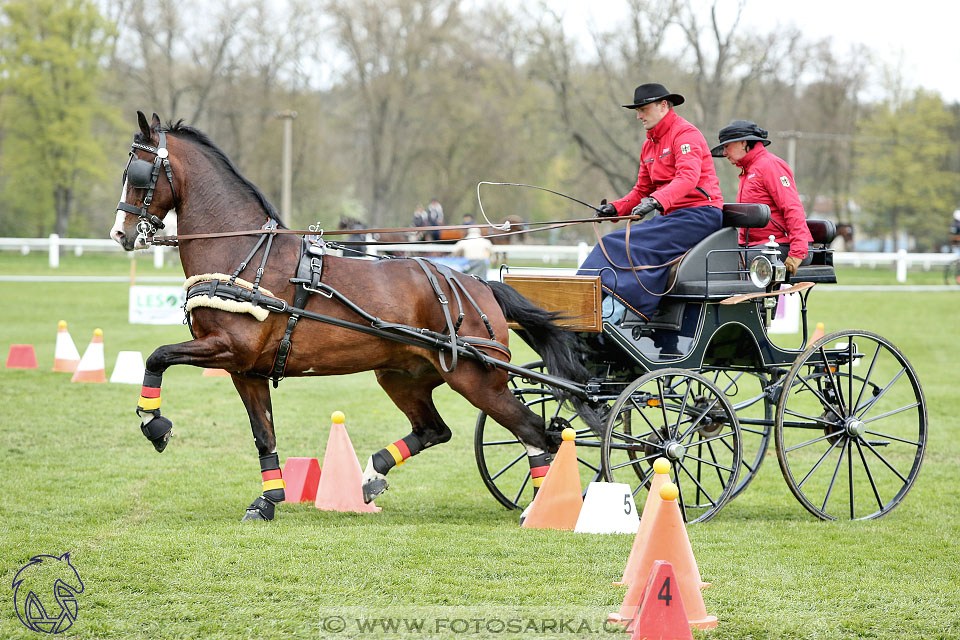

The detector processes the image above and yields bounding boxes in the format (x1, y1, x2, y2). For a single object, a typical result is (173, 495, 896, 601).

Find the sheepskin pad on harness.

(183, 273, 276, 322)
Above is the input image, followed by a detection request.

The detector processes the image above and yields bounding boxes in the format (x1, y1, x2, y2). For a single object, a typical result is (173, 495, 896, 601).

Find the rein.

(145, 214, 652, 247)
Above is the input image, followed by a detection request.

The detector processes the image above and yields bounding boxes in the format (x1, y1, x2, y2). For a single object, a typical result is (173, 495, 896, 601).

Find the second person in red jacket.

(712, 120, 813, 275)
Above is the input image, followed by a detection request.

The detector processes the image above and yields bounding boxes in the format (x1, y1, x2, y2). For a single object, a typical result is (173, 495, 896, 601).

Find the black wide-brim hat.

(711, 120, 771, 157)
(622, 83, 685, 109)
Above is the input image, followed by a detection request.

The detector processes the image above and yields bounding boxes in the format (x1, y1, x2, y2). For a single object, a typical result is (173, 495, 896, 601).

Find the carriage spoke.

(675, 477, 689, 522)
(820, 436, 847, 513)
(860, 439, 908, 483)
(796, 375, 845, 422)
(677, 460, 720, 506)
(855, 438, 885, 511)
(512, 473, 531, 504)
(853, 344, 882, 413)
(819, 346, 848, 418)
(489, 452, 527, 482)
(705, 440, 728, 486)
(674, 381, 695, 434)
(784, 429, 845, 453)
(862, 428, 921, 446)
(656, 377, 672, 436)
(855, 368, 906, 419)
(861, 402, 921, 425)
(783, 406, 835, 426)
(683, 450, 734, 474)
(576, 457, 600, 473)
(847, 439, 855, 519)
(797, 437, 842, 489)
(482, 438, 522, 447)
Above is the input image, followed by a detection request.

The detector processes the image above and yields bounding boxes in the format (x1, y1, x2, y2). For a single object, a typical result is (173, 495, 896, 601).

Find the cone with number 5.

(609, 481, 717, 629)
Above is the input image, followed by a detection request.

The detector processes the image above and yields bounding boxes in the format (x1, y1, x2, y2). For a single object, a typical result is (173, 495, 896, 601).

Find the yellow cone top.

(561, 427, 576, 442)
(94, 328, 103, 337)
(816, 322, 824, 329)
(660, 481, 679, 501)
(653, 457, 671, 474)
(331, 410, 345, 424)
(58, 320, 67, 329)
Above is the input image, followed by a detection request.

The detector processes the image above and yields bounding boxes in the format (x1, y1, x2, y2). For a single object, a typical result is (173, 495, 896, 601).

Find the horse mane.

(135, 121, 285, 228)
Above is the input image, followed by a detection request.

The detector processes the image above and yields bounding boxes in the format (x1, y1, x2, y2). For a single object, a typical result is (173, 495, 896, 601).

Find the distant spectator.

(426, 198, 444, 241)
(951, 209, 960, 252)
(452, 227, 493, 277)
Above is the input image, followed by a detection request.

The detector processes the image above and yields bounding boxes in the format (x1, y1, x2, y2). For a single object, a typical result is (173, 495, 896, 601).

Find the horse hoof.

(362, 477, 388, 504)
(141, 415, 173, 453)
(241, 495, 275, 522)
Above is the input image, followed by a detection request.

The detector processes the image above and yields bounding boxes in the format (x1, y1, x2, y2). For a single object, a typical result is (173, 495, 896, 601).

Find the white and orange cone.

(71, 328, 107, 383)
(52, 320, 81, 373)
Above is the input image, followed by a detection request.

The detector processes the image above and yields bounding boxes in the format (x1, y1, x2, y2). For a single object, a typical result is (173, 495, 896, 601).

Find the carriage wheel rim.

(774, 329, 927, 520)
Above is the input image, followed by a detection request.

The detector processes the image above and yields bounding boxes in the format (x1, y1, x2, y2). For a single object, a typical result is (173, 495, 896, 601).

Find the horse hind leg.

(232, 375, 286, 522)
(361, 370, 452, 503)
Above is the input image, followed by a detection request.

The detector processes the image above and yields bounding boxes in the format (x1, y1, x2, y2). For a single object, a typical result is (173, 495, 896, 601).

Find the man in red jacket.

(578, 83, 723, 321)
(712, 120, 813, 275)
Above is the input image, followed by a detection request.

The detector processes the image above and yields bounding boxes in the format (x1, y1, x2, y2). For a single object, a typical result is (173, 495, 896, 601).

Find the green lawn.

(1, 255, 958, 639)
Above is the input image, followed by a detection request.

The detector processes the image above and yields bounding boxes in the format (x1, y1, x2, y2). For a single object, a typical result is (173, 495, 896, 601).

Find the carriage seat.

(721, 203, 771, 228)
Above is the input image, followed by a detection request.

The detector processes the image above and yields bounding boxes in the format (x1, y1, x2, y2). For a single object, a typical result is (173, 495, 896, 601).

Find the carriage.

(114, 113, 925, 524)
(475, 203, 927, 523)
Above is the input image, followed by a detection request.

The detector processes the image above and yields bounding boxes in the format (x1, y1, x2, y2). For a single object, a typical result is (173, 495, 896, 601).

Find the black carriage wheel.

(601, 368, 742, 524)
(774, 330, 927, 520)
(474, 361, 603, 510)
(702, 369, 773, 499)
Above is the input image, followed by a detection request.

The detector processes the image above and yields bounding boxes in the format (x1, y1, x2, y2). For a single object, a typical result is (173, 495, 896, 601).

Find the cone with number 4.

(626, 561, 693, 640)
(610, 481, 716, 629)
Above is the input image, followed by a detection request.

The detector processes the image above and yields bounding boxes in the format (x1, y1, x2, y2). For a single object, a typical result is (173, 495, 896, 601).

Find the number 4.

(657, 577, 673, 606)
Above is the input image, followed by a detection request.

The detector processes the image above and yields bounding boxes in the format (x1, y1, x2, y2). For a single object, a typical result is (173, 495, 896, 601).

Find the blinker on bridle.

(118, 130, 177, 238)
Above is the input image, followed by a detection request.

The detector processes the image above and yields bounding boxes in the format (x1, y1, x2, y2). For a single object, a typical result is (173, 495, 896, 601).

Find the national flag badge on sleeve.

(780, 176, 791, 187)
(680, 143, 691, 154)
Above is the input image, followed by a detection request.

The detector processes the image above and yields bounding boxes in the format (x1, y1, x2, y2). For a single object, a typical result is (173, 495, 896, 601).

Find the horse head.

(111, 111, 180, 251)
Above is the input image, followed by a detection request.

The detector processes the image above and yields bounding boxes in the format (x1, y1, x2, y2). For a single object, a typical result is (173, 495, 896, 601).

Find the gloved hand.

(630, 197, 663, 220)
(595, 199, 618, 220)
(784, 255, 802, 276)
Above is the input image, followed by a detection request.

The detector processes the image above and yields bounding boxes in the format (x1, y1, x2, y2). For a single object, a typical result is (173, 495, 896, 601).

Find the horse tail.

(487, 281, 603, 432)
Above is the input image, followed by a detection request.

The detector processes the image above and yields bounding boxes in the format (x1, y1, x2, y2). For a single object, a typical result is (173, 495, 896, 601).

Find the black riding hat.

(622, 83, 685, 109)
(711, 120, 771, 157)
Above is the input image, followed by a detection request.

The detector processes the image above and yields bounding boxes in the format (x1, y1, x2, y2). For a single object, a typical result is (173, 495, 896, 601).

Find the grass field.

(1, 253, 958, 639)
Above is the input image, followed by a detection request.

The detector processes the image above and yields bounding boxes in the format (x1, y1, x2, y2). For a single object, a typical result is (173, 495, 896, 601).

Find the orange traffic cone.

(521, 428, 583, 530)
(626, 561, 694, 640)
(615, 457, 671, 585)
(52, 321, 81, 372)
(807, 321, 825, 347)
(202, 368, 231, 377)
(610, 482, 716, 630)
(315, 411, 380, 513)
(71, 329, 107, 383)
(283, 457, 321, 502)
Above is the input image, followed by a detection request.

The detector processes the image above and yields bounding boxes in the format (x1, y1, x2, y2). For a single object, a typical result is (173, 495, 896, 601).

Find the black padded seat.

(806, 219, 836, 245)
(667, 227, 762, 298)
(722, 203, 770, 229)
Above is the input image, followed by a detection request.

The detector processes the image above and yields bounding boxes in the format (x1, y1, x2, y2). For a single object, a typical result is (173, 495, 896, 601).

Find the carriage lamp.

(751, 235, 786, 288)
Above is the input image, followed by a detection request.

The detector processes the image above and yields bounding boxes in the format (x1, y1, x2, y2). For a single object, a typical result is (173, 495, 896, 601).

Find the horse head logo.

(12, 553, 84, 634)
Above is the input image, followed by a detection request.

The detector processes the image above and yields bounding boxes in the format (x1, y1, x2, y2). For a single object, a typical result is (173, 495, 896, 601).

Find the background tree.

(856, 89, 956, 251)
(0, 0, 119, 236)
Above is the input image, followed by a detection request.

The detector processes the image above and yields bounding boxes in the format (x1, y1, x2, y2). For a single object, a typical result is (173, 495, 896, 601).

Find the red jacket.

(736, 145, 813, 259)
(612, 109, 722, 216)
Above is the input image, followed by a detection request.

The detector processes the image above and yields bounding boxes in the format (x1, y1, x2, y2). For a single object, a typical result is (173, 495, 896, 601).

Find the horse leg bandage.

(137, 370, 172, 453)
(370, 433, 424, 475)
(137, 370, 163, 420)
(528, 452, 552, 497)
(259, 452, 285, 503)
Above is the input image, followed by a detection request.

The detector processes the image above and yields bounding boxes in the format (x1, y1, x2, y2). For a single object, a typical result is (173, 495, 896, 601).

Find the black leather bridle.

(118, 131, 177, 238)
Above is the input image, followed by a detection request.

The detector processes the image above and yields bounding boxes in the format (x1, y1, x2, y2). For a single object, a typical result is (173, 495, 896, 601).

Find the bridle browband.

(118, 131, 177, 238)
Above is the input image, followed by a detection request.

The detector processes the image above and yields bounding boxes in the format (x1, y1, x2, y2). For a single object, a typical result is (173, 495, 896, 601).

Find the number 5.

(623, 493, 633, 515)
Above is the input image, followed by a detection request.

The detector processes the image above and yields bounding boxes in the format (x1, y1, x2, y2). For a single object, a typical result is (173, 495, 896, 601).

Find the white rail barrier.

(2, 236, 957, 283)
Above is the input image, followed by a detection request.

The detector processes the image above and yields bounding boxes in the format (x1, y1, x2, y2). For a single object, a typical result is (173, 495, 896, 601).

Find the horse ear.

(151, 113, 162, 131)
(137, 111, 150, 138)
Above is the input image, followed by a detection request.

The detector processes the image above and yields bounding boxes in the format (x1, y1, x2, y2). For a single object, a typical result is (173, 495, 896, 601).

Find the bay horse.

(110, 112, 589, 521)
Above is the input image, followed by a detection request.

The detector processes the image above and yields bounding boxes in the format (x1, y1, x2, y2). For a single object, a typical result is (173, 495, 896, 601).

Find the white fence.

(2, 235, 957, 283)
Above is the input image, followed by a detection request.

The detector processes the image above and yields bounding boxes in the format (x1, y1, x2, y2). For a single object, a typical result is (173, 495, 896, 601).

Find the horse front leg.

(136, 335, 237, 452)
(232, 375, 286, 522)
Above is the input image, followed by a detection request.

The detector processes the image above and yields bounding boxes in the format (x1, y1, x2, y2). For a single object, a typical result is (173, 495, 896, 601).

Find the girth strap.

(412, 257, 458, 372)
